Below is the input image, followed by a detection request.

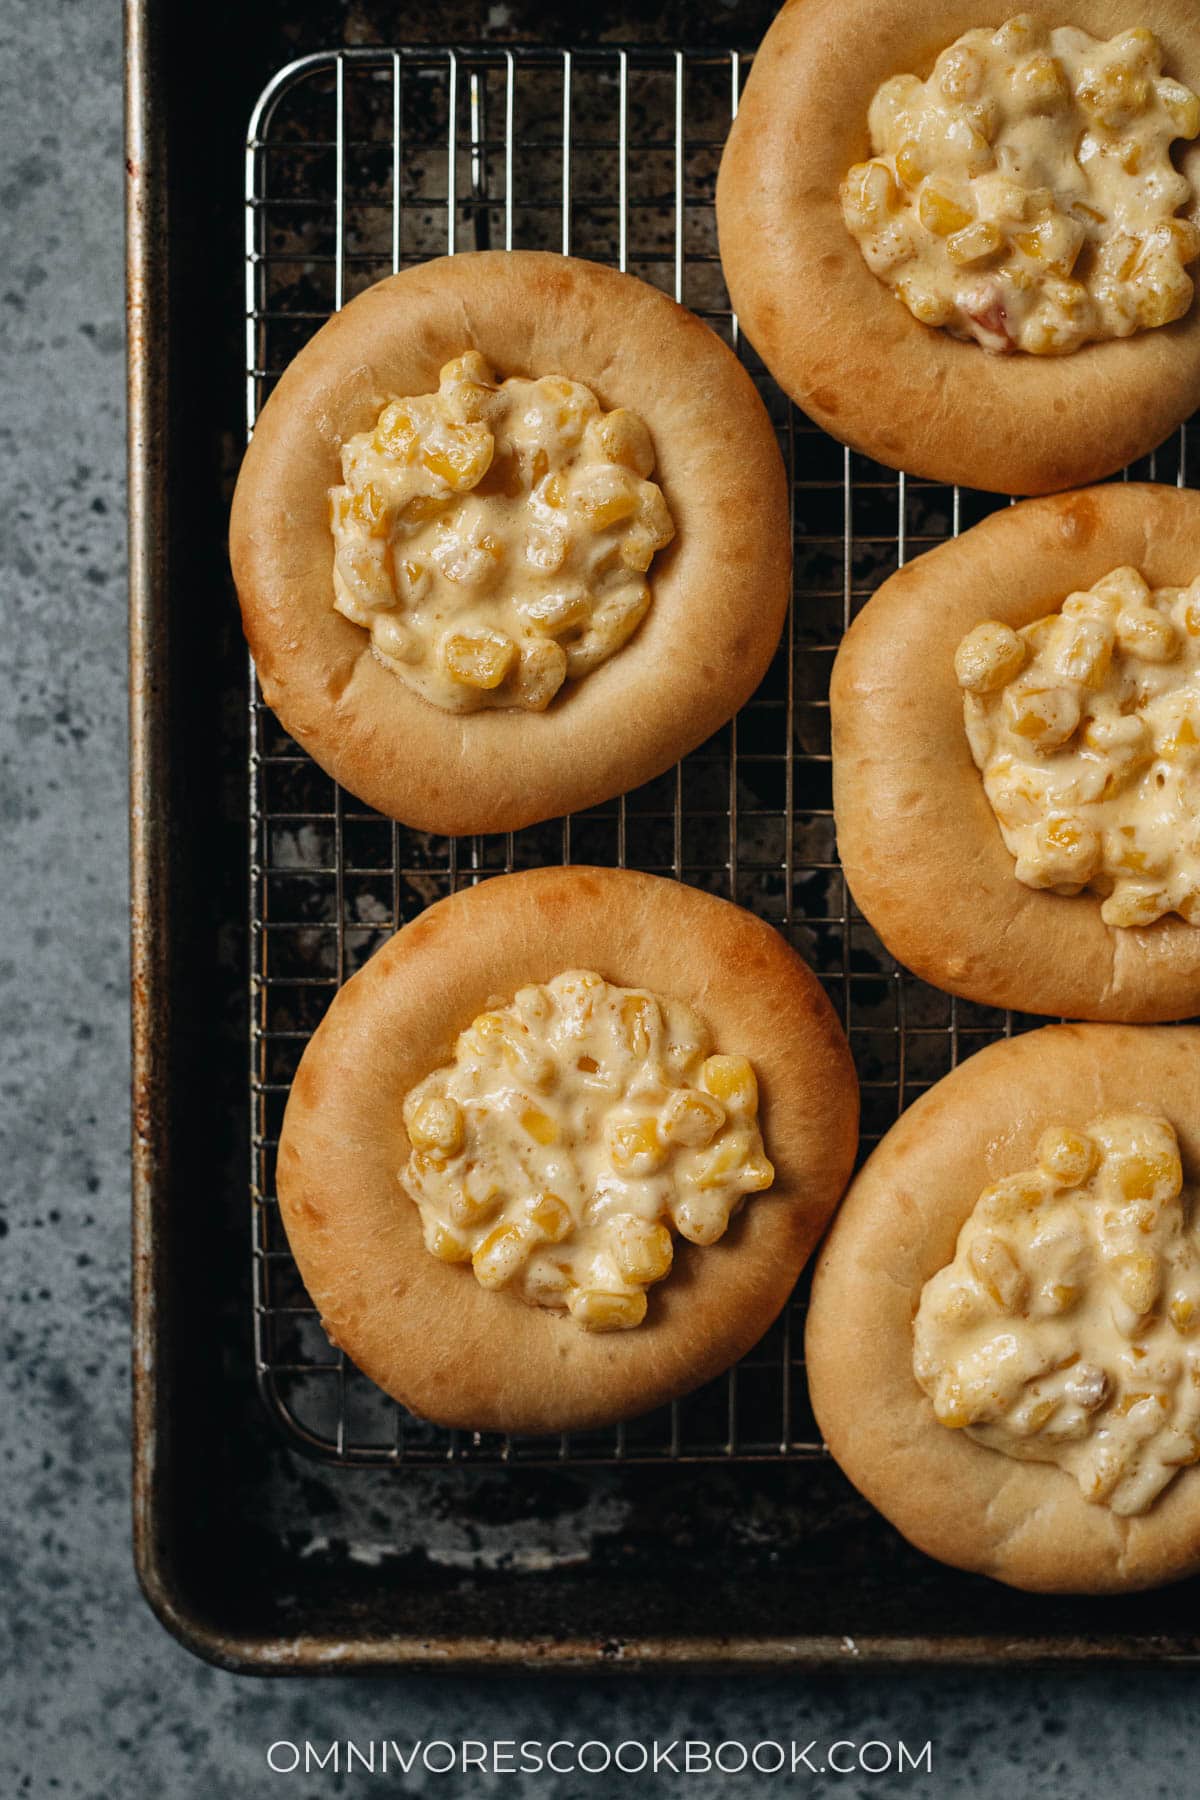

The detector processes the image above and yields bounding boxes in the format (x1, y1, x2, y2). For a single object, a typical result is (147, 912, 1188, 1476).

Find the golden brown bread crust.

(230, 251, 790, 835)
(716, 0, 1200, 494)
(276, 866, 859, 1435)
(806, 1023, 1200, 1593)
(831, 483, 1200, 1022)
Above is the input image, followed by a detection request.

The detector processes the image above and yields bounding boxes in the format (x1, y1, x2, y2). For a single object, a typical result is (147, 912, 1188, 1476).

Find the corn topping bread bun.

(832, 482, 1200, 1021)
(717, 1, 1200, 493)
(276, 866, 859, 1436)
(231, 251, 790, 835)
(806, 1023, 1200, 1593)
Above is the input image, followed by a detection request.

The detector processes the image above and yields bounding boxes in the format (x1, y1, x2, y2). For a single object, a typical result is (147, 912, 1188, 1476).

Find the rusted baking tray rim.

(125, 0, 1200, 1670)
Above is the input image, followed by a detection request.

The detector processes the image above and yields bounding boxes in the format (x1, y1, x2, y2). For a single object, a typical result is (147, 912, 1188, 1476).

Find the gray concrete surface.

(1, 3, 1197, 1797)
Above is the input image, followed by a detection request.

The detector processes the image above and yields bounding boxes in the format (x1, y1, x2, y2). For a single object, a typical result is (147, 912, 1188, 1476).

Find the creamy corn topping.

(399, 970, 774, 1332)
(329, 354, 675, 712)
(957, 567, 1200, 929)
(914, 1115, 1200, 1515)
(842, 16, 1200, 354)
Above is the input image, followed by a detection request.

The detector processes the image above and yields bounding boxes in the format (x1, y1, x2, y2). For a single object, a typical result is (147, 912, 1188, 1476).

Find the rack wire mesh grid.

(245, 44, 1193, 1466)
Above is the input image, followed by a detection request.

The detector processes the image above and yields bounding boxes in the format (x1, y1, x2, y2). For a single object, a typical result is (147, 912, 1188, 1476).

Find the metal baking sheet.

(129, 0, 1200, 1668)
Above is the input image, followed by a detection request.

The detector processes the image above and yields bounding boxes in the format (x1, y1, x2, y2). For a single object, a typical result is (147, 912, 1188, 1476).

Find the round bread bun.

(230, 251, 790, 836)
(832, 482, 1200, 1022)
(716, 0, 1200, 494)
(806, 1021, 1200, 1593)
(275, 866, 859, 1436)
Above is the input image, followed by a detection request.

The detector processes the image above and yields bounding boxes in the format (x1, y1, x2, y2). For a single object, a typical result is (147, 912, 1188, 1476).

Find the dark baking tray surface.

(128, 0, 1200, 1667)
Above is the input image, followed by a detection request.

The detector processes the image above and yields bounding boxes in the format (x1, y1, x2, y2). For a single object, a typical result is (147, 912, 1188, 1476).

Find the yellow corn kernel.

(954, 621, 1025, 694)
(1078, 67, 1150, 128)
(1111, 1251, 1160, 1316)
(397, 557, 429, 597)
(439, 349, 495, 390)
(1112, 1390, 1166, 1420)
(842, 159, 900, 226)
(1159, 78, 1200, 140)
(1101, 887, 1169, 928)
(661, 1088, 725, 1149)
(700, 1054, 758, 1116)
(608, 1117, 667, 1174)
(406, 1094, 465, 1158)
(516, 639, 568, 711)
(543, 472, 567, 508)
(1059, 623, 1113, 691)
(693, 1128, 752, 1191)
(611, 1217, 674, 1285)
(672, 1191, 729, 1245)
(527, 1191, 572, 1243)
(1167, 218, 1200, 263)
(1119, 1152, 1183, 1202)
(520, 1107, 558, 1146)
(571, 1289, 648, 1332)
(348, 480, 391, 539)
(1136, 275, 1193, 332)
(1013, 218, 1083, 277)
(933, 1381, 971, 1429)
(442, 630, 516, 690)
(524, 588, 590, 636)
(426, 1222, 471, 1264)
(373, 404, 418, 459)
(1048, 1282, 1080, 1312)
(635, 484, 674, 550)
(618, 529, 657, 574)
(591, 409, 655, 478)
(421, 421, 494, 491)
(449, 1180, 500, 1229)
(935, 44, 984, 101)
(620, 993, 657, 1057)
(1043, 818, 1081, 850)
(1114, 26, 1159, 65)
(968, 1233, 1027, 1312)
(472, 1221, 529, 1289)
(946, 220, 1004, 266)
(1003, 684, 1081, 748)
(898, 276, 954, 328)
(576, 485, 639, 532)
(1014, 54, 1069, 109)
(933, 1287, 977, 1328)
(1026, 1398, 1060, 1433)
(469, 1011, 508, 1046)
(1170, 1296, 1197, 1333)
(402, 493, 453, 527)
(1161, 715, 1200, 759)
(740, 1154, 775, 1194)
(465, 1012, 553, 1086)
(1037, 1126, 1097, 1188)
(976, 1174, 1048, 1222)
(918, 188, 972, 237)
(894, 140, 925, 190)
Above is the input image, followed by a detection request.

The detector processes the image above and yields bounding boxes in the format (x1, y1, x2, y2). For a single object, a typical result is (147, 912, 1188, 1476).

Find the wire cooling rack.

(245, 44, 1193, 1466)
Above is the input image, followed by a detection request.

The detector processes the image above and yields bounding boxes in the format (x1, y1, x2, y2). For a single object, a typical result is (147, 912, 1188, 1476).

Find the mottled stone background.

(0, 2, 1196, 1796)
